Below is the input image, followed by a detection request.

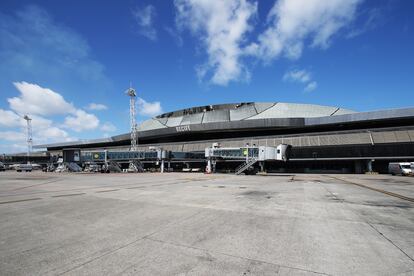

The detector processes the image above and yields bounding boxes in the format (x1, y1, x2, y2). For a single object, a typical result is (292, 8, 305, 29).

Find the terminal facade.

(28, 102, 414, 173)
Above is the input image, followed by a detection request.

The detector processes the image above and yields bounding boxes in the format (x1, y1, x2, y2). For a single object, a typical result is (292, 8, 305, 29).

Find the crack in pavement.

(142, 237, 331, 276)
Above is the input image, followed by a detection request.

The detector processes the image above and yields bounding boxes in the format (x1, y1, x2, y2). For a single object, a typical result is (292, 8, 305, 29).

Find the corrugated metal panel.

(283, 137, 295, 146)
(138, 119, 167, 131)
(181, 113, 204, 125)
(258, 139, 268, 146)
(254, 102, 275, 114)
(166, 116, 183, 127)
(274, 138, 283, 146)
(202, 110, 230, 123)
(300, 137, 310, 147)
(163, 145, 173, 151)
(156, 117, 168, 125)
(182, 143, 190, 152)
(394, 131, 411, 142)
(230, 140, 245, 147)
(247, 103, 337, 120)
(250, 139, 259, 146)
(202, 142, 211, 150)
(382, 131, 397, 143)
(329, 135, 341, 145)
(194, 143, 202, 151)
(332, 108, 356, 116)
(319, 136, 330, 146)
(230, 105, 257, 121)
(371, 132, 385, 144)
(407, 130, 414, 142)
(308, 136, 320, 146)
(358, 133, 372, 144)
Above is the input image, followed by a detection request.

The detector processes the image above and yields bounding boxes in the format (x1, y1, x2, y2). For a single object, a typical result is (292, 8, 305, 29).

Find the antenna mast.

(23, 115, 32, 157)
(126, 85, 138, 151)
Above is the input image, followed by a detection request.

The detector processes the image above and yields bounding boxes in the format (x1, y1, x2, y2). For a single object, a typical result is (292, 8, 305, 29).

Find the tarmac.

(0, 171, 413, 275)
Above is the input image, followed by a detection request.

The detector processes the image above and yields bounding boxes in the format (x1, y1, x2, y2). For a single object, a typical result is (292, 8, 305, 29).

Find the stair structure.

(128, 160, 145, 173)
(66, 162, 82, 172)
(107, 160, 122, 173)
(235, 158, 258, 175)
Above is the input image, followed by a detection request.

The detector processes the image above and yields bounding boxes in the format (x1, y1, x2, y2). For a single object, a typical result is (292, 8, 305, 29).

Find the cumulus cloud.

(283, 69, 317, 92)
(9, 81, 75, 116)
(0, 109, 21, 127)
(64, 109, 100, 132)
(137, 98, 163, 117)
(174, 0, 363, 85)
(283, 69, 311, 83)
(100, 122, 117, 132)
(0, 107, 71, 142)
(250, 0, 362, 61)
(175, 0, 257, 85)
(0, 112, 71, 148)
(0, 81, 110, 153)
(304, 81, 318, 92)
(87, 103, 108, 111)
(132, 5, 157, 41)
(6, 81, 100, 132)
(346, 6, 384, 39)
(0, 131, 26, 142)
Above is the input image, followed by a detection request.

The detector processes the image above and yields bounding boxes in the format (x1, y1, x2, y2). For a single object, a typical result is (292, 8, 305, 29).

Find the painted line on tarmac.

(52, 193, 86, 198)
(125, 186, 144, 189)
(328, 176, 414, 203)
(95, 189, 120, 193)
(0, 198, 42, 204)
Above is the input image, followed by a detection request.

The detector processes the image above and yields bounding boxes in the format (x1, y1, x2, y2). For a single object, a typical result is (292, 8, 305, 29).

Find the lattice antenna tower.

(125, 84, 138, 151)
(23, 115, 33, 157)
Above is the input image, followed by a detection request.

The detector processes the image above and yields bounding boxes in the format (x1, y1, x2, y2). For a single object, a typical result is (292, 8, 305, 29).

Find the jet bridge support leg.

(259, 161, 264, 173)
(161, 159, 165, 173)
(206, 158, 212, 174)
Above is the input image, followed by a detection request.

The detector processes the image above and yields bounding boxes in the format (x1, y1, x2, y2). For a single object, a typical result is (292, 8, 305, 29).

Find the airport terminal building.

(31, 102, 414, 173)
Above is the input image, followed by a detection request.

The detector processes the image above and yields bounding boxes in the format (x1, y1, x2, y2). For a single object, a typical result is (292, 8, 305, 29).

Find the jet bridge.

(205, 144, 291, 174)
(80, 148, 168, 172)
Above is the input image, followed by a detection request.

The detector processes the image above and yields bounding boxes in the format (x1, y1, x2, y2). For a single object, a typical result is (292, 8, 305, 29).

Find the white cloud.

(165, 26, 183, 47)
(100, 122, 116, 132)
(304, 81, 318, 92)
(0, 131, 26, 142)
(5, 81, 101, 134)
(174, 0, 363, 85)
(64, 109, 99, 132)
(137, 98, 163, 117)
(87, 103, 108, 111)
(250, 0, 362, 61)
(0, 143, 28, 154)
(174, 0, 257, 85)
(0, 109, 21, 127)
(347, 7, 384, 39)
(132, 5, 157, 41)
(0, 112, 72, 149)
(35, 126, 70, 143)
(283, 69, 317, 92)
(9, 81, 75, 116)
(283, 69, 311, 83)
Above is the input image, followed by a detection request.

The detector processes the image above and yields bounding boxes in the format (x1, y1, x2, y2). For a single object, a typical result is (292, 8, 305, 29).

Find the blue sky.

(0, 0, 413, 153)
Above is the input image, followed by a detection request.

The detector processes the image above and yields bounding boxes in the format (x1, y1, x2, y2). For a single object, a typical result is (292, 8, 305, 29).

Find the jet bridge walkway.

(205, 144, 291, 174)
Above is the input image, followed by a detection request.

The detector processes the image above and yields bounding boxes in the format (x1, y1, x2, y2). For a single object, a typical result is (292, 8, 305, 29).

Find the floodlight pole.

(23, 115, 32, 158)
(126, 85, 138, 151)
